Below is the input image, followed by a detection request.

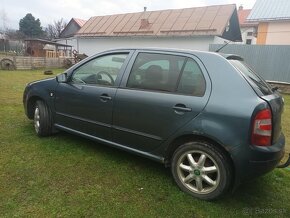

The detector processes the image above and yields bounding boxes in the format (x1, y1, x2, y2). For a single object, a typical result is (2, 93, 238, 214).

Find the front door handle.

(100, 94, 112, 101)
(173, 104, 192, 112)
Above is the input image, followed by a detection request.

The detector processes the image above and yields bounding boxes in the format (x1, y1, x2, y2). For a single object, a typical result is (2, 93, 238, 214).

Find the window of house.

(247, 32, 253, 36)
(71, 53, 128, 86)
(176, 59, 206, 96)
(127, 53, 186, 92)
(246, 39, 252, 45)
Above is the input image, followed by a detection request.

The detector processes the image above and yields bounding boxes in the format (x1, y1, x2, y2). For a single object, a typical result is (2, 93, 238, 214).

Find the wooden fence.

(0, 56, 74, 70)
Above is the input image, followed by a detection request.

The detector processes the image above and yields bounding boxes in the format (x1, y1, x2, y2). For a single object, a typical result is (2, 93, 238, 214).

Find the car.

(23, 48, 285, 200)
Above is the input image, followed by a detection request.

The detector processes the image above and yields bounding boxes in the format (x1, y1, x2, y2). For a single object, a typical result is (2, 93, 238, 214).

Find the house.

(75, 4, 242, 55)
(57, 18, 86, 51)
(0, 31, 5, 40)
(25, 39, 72, 57)
(247, 0, 290, 45)
(237, 6, 257, 44)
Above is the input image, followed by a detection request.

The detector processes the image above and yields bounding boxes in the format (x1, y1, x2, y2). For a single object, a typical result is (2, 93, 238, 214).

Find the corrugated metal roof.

(77, 4, 236, 37)
(247, 0, 290, 21)
(25, 39, 72, 47)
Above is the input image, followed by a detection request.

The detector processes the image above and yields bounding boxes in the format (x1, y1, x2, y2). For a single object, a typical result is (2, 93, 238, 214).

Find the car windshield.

(229, 59, 273, 96)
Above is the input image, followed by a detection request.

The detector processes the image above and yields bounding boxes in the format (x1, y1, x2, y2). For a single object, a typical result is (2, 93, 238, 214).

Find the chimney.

(239, 5, 243, 10)
(140, 6, 149, 29)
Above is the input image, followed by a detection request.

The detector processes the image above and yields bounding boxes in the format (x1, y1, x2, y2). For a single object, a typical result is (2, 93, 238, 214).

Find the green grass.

(0, 69, 289, 217)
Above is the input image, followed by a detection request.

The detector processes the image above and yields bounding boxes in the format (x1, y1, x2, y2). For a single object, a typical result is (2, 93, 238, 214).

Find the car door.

(112, 51, 211, 152)
(54, 51, 132, 140)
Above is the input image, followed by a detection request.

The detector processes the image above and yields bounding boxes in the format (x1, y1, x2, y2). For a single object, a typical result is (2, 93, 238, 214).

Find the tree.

(5, 29, 26, 40)
(45, 18, 67, 40)
(19, 13, 43, 38)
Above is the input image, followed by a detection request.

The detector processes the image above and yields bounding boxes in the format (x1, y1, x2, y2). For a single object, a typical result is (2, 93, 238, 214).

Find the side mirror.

(56, 73, 68, 83)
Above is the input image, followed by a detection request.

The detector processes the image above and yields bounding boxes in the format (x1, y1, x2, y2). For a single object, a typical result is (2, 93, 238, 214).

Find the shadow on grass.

(46, 130, 168, 174)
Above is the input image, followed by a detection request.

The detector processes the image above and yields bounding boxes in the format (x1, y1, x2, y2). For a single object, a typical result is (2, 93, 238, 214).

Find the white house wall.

(237, 27, 256, 45)
(77, 36, 215, 56)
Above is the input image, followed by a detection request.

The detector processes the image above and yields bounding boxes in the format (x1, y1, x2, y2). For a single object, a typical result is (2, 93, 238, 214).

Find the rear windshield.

(229, 59, 273, 96)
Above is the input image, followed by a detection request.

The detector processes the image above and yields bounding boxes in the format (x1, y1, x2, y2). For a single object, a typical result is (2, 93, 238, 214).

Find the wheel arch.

(165, 134, 235, 180)
(26, 96, 45, 119)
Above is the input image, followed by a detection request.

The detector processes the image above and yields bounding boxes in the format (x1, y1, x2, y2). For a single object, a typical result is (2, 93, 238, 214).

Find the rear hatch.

(228, 58, 284, 144)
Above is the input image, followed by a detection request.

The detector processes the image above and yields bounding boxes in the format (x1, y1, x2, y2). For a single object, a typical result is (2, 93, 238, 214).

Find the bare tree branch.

(45, 18, 67, 40)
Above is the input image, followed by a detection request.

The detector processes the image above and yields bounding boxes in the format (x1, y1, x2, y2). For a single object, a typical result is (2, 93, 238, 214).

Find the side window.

(127, 53, 186, 92)
(71, 53, 128, 86)
(177, 59, 206, 96)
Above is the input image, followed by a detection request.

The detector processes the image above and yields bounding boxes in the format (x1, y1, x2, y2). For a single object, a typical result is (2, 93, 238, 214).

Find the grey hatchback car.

(23, 48, 285, 200)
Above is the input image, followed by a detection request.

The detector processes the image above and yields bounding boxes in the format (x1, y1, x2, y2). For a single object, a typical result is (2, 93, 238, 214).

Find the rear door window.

(229, 59, 273, 96)
(127, 53, 186, 92)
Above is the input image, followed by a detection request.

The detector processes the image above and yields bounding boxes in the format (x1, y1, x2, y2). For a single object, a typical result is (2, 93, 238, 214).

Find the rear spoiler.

(219, 53, 244, 61)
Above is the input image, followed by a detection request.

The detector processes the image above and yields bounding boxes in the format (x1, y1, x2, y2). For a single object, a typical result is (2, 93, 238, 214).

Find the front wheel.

(34, 100, 53, 137)
(171, 141, 232, 200)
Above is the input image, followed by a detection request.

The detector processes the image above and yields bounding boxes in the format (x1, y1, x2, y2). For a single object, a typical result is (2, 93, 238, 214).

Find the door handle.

(173, 104, 192, 112)
(100, 94, 112, 101)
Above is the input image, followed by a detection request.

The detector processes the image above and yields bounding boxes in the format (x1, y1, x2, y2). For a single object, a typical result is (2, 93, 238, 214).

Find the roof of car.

(97, 47, 243, 60)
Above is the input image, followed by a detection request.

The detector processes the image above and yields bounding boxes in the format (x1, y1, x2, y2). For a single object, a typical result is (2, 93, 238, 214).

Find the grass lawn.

(0, 69, 289, 217)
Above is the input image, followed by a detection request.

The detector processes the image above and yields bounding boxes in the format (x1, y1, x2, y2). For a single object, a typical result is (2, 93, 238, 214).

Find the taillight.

(251, 108, 272, 146)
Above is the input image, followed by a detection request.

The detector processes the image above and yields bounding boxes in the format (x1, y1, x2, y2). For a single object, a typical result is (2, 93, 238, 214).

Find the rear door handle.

(173, 104, 192, 112)
(100, 94, 112, 101)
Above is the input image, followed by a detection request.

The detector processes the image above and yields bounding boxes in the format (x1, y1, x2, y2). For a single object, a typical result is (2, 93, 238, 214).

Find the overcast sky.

(0, 0, 256, 30)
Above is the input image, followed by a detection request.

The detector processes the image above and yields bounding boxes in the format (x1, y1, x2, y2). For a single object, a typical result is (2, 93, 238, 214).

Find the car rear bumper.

(231, 133, 285, 188)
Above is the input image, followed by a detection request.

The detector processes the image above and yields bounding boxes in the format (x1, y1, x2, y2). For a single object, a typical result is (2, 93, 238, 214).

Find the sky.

(0, 0, 256, 30)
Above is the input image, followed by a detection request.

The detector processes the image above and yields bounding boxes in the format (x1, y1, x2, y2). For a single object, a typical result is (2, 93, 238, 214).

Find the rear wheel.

(34, 100, 53, 137)
(171, 141, 232, 200)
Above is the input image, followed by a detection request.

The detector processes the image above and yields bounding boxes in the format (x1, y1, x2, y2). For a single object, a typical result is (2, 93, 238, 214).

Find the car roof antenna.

(215, 40, 231, 53)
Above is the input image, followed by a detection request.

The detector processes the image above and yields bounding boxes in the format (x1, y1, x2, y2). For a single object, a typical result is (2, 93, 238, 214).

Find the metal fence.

(209, 44, 290, 83)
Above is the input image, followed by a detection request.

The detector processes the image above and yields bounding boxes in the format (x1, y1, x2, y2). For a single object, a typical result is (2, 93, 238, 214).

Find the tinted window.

(127, 53, 186, 92)
(229, 59, 272, 95)
(71, 53, 128, 86)
(177, 59, 206, 96)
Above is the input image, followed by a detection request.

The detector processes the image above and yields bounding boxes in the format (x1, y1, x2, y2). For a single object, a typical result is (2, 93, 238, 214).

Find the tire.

(171, 141, 232, 200)
(33, 100, 53, 137)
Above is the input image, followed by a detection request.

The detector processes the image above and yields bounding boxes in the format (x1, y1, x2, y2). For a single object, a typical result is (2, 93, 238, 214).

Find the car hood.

(27, 77, 56, 87)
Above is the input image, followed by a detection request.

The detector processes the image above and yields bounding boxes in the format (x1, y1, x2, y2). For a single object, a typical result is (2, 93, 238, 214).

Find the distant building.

(0, 31, 5, 40)
(74, 4, 242, 55)
(57, 18, 86, 51)
(237, 6, 257, 44)
(0, 32, 7, 52)
(25, 39, 72, 57)
(247, 0, 290, 45)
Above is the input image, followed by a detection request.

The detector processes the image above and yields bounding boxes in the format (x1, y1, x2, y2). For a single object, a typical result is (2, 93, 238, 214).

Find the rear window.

(229, 60, 273, 96)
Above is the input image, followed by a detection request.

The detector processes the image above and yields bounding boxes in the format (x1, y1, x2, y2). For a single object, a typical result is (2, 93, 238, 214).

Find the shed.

(25, 39, 72, 57)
